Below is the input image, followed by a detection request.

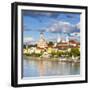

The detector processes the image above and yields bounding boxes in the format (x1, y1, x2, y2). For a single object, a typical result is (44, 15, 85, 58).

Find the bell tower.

(37, 32, 48, 49)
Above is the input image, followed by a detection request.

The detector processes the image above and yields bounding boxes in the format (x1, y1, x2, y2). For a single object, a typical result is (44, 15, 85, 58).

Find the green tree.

(70, 48, 80, 57)
(48, 41, 54, 46)
(23, 45, 26, 49)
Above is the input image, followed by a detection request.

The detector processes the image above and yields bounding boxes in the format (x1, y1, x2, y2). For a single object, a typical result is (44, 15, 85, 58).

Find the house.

(69, 40, 80, 48)
(56, 40, 69, 50)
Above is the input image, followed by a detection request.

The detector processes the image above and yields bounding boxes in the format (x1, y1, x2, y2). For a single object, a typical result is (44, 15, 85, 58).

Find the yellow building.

(47, 47, 53, 54)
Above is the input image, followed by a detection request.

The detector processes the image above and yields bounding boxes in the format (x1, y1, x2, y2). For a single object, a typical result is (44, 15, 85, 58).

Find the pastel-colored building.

(37, 32, 48, 49)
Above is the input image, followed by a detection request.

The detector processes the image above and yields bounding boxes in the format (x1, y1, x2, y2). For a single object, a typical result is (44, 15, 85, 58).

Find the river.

(23, 56, 80, 78)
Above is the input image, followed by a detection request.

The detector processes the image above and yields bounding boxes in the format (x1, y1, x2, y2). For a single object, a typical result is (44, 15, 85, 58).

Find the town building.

(56, 39, 69, 50)
(37, 32, 80, 50)
(69, 40, 80, 48)
(37, 32, 48, 49)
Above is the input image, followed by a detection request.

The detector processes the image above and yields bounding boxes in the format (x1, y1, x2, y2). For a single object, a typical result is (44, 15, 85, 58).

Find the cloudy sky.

(22, 10, 80, 44)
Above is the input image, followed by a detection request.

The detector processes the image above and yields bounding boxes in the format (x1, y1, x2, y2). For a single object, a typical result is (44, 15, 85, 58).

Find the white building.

(37, 32, 48, 49)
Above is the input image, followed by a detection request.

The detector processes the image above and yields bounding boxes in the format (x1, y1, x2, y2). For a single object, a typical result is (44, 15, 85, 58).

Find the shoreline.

(23, 55, 80, 63)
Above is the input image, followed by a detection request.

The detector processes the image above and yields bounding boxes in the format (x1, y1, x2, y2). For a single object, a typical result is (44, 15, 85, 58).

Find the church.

(37, 32, 48, 49)
(36, 32, 79, 50)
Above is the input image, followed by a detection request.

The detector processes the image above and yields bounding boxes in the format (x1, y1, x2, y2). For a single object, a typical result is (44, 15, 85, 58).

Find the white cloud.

(70, 32, 80, 37)
(75, 22, 80, 30)
(24, 37, 34, 43)
(46, 21, 80, 33)
(69, 32, 80, 41)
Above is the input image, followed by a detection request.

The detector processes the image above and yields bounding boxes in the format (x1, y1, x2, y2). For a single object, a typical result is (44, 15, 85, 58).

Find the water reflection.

(23, 56, 80, 77)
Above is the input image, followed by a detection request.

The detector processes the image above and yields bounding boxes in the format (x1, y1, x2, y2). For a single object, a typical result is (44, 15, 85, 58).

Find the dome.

(37, 32, 48, 49)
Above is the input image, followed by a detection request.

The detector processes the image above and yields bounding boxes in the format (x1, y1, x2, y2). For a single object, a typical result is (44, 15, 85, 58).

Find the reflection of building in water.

(37, 60, 45, 76)
(37, 32, 48, 49)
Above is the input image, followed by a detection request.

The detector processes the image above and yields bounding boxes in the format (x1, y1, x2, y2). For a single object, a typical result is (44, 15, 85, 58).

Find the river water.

(23, 56, 80, 78)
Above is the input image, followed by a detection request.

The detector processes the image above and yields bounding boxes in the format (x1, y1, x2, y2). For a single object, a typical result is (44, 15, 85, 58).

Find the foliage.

(23, 44, 37, 49)
(70, 48, 80, 57)
(30, 53, 42, 57)
(50, 48, 80, 58)
(48, 41, 54, 46)
(24, 46, 80, 58)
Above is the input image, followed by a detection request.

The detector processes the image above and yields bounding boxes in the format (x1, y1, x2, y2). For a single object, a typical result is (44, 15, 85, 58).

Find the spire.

(57, 34, 61, 43)
(66, 36, 69, 42)
(37, 32, 48, 49)
(40, 32, 44, 40)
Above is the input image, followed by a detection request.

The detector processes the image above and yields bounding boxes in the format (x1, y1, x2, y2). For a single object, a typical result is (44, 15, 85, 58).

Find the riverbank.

(23, 55, 80, 63)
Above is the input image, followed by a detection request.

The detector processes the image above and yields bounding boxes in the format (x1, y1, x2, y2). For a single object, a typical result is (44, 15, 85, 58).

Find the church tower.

(37, 32, 48, 49)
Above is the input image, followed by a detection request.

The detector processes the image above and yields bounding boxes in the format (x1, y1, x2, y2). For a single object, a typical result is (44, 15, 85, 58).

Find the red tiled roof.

(36, 47, 47, 50)
(69, 40, 79, 44)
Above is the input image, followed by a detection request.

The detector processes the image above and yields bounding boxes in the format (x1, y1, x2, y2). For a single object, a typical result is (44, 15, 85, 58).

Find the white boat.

(59, 57, 66, 61)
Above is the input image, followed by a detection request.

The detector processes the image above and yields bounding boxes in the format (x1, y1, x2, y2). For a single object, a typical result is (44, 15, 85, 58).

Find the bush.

(70, 48, 80, 57)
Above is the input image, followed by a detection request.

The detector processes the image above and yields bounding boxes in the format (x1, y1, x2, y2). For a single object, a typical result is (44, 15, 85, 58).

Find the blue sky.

(22, 10, 80, 44)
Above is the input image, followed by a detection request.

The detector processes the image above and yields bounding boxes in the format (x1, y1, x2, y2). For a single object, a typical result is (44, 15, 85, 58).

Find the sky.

(22, 10, 80, 44)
